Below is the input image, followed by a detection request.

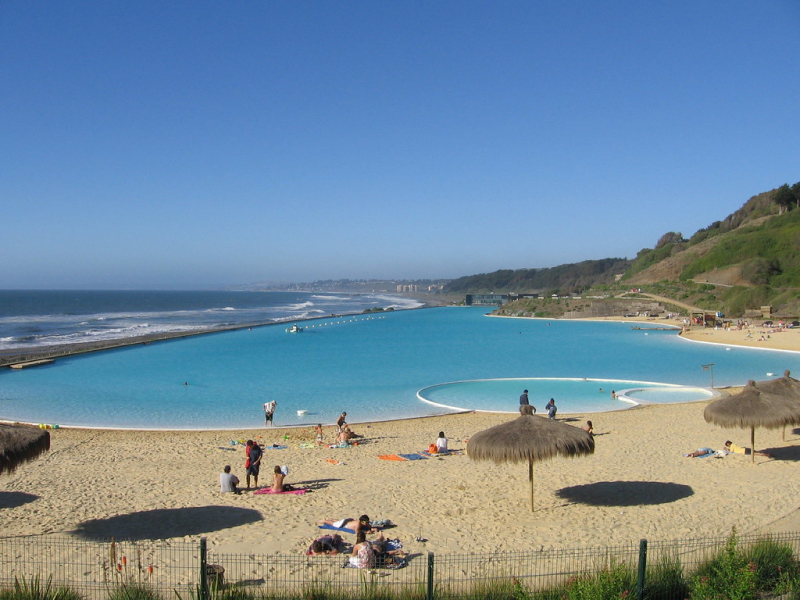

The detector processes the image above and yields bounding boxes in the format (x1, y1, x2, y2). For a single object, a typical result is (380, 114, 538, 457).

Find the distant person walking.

(519, 389, 535, 414)
(546, 398, 557, 420)
(263, 400, 277, 426)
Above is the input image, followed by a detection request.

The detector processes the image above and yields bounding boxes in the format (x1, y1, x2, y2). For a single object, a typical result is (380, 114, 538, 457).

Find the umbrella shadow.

(0, 491, 39, 509)
(72, 505, 263, 541)
(557, 481, 693, 507)
(763, 446, 800, 461)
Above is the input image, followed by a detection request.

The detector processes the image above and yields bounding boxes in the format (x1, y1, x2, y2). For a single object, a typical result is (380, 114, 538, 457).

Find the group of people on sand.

(219, 438, 296, 494)
(518, 389, 558, 419)
(310, 515, 405, 568)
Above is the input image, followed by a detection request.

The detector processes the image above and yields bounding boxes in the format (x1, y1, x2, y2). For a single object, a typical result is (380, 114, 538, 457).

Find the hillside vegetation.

(444, 180, 800, 318)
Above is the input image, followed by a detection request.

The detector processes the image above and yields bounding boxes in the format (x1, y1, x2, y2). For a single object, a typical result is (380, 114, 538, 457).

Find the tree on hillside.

(655, 232, 684, 249)
(772, 184, 795, 214)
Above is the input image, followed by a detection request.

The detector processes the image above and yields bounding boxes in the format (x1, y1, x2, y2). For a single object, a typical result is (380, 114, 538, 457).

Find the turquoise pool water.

(1, 307, 797, 429)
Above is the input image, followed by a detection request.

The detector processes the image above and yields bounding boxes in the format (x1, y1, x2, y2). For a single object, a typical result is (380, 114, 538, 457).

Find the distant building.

(396, 284, 418, 292)
(465, 294, 509, 306)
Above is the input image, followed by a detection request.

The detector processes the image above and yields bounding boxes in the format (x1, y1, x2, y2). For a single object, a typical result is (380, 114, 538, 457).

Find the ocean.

(2, 292, 799, 429)
(0, 289, 423, 352)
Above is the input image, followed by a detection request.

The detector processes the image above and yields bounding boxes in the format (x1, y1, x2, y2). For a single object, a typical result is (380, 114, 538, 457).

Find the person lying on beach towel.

(307, 534, 345, 555)
(318, 515, 377, 535)
(724, 441, 772, 457)
(683, 448, 716, 458)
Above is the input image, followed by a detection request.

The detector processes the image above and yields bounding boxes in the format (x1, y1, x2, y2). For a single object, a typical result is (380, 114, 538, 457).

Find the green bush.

(643, 556, 688, 600)
(561, 562, 636, 600)
(0, 577, 83, 600)
(740, 537, 800, 592)
(689, 530, 757, 600)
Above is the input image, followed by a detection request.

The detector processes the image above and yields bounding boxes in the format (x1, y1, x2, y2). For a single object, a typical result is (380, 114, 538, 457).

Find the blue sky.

(2, 2, 799, 290)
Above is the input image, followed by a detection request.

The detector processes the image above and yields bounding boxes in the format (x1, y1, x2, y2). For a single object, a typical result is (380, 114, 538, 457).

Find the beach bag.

(428, 443, 437, 454)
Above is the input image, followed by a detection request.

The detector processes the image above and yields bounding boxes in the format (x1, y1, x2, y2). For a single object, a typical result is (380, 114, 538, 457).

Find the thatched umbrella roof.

(467, 413, 594, 511)
(756, 371, 800, 400)
(0, 424, 51, 474)
(704, 379, 800, 463)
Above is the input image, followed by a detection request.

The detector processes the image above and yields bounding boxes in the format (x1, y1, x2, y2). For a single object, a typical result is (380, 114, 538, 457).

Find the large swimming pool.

(1, 307, 797, 429)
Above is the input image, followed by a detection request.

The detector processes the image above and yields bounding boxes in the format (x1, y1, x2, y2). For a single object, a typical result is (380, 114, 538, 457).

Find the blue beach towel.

(398, 453, 427, 460)
(319, 523, 356, 534)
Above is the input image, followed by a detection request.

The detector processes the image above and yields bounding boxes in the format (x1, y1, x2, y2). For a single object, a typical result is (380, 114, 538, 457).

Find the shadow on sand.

(0, 491, 40, 509)
(557, 481, 693, 507)
(72, 505, 263, 541)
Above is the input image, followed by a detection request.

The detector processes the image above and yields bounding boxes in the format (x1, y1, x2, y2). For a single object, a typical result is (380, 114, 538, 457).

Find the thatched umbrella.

(756, 371, 800, 441)
(0, 424, 51, 474)
(704, 380, 800, 463)
(467, 412, 594, 511)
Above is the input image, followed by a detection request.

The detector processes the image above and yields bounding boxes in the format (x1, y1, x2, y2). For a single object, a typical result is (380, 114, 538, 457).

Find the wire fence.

(2, 531, 800, 600)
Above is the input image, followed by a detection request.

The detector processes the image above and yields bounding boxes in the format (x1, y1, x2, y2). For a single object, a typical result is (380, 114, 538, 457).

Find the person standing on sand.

(245, 440, 263, 489)
(519, 389, 535, 414)
(263, 400, 277, 426)
(336, 412, 347, 432)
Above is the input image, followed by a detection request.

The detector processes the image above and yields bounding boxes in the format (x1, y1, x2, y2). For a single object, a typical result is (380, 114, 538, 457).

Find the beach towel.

(378, 454, 407, 461)
(319, 523, 356, 534)
(398, 453, 427, 460)
(254, 487, 308, 495)
(297, 442, 317, 449)
(265, 445, 288, 450)
(326, 458, 344, 465)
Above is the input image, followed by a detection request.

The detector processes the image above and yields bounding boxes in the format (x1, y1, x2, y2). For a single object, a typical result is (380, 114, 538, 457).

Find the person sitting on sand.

(584, 420, 593, 436)
(307, 534, 343, 555)
(219, 465, 240, 494)
(684, 447, 715, 458)
(724, 441, 772, 458)
(349, 531, 377, 569)
(352, 531, 406, 566)
(337, 424, 357, 444)
(271, 465, 293, 492)
(435, 431, 448, 453)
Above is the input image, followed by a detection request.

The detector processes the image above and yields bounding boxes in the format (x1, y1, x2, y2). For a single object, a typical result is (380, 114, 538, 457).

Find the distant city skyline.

(2, 2, 799, 290)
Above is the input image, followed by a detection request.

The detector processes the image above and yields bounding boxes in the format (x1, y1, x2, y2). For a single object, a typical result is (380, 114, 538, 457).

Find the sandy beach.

(3, 323, 800, 558)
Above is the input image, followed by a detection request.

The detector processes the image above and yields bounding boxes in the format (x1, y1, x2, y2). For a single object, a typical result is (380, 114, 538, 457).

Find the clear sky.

(2, 2, 799, 290)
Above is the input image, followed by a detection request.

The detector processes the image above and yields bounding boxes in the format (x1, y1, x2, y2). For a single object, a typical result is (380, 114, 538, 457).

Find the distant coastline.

(0, 291, 454, 367)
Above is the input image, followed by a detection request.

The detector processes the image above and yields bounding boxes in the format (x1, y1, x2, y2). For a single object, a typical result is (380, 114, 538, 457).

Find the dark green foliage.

(643, 557, 688, 600)
(741, 537, 800, 592)
(690, 530, 757, 600)
(443, 259, 631, 294)
(624, 245, 676, 279)
(107, 585, 162, 600)
(0, 577, 83, 600)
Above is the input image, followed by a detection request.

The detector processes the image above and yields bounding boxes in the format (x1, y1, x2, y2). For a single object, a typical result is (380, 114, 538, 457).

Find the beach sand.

(3, 323, 800, 557)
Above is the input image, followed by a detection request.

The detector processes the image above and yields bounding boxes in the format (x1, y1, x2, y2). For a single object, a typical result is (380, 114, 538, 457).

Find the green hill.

(444, 180, 800, 318)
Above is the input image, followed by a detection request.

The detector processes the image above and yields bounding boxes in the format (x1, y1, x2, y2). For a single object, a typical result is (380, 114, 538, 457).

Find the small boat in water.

(286, 324, 303, 333)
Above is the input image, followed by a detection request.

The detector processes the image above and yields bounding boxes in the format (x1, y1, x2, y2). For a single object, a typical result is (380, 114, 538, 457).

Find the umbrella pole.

(751, 426, 755, 464)
(529, 459, 535, 512)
